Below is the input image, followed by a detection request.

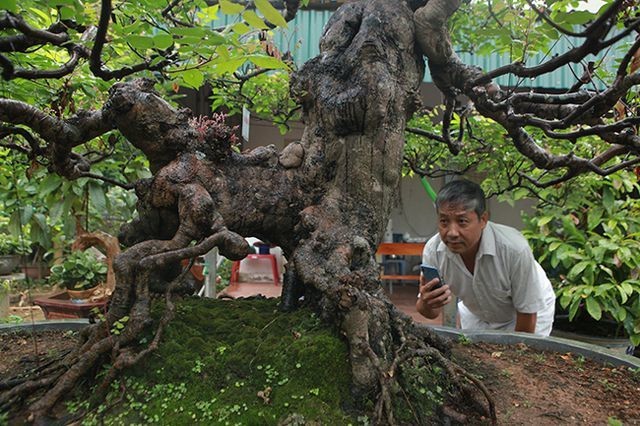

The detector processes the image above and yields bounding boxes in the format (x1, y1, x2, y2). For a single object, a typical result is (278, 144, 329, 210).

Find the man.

(416, 179, 555, 335)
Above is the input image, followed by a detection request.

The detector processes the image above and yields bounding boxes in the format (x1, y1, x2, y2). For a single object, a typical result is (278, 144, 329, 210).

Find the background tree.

(1, 0, 640, 424)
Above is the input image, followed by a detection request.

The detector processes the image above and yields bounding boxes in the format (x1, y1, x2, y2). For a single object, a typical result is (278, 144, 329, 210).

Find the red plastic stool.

(230, 254, 280, 286)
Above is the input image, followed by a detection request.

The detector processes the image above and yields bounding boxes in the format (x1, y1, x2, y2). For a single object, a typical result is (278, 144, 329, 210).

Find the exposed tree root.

(354, 299, 498, 425)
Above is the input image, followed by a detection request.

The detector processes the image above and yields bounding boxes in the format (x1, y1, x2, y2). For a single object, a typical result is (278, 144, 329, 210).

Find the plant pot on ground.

(22, 263, 50, 280)
(21, 245, 52, 279)
(0, 280, 10, 317)
(0, 234, 29, 275)
(49, 249, 108, 303)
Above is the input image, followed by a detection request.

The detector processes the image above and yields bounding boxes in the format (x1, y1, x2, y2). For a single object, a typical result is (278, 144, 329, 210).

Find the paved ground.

(224, 280, 442, 326)
(6, 280, 441, 327)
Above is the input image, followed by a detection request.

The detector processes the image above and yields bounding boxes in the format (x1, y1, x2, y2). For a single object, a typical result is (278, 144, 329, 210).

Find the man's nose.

(447, 224, 460, 236)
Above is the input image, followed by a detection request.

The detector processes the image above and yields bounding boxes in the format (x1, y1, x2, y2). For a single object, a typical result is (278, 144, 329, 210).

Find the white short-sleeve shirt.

(422, 221, 555, 330)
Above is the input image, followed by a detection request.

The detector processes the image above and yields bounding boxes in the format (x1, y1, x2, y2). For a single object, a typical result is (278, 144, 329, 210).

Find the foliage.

(450, 0, 614, 60)
(0, 146, 145, 249)
(49, 249, 108, 291)
(0, 314, 24, 324)
(0, 233, 29, 256)
(522, 170, 640, 346)
(210, 71, 300, 134)
(215, 258, 233, 292)
(405, 109, 630, 202)
(0, 279, 11, 295)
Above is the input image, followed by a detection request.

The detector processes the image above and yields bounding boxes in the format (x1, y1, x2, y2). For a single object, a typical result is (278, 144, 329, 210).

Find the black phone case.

(421, 265, 443, 288)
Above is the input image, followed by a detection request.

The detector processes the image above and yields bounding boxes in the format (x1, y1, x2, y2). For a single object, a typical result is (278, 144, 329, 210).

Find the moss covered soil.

(73, 297, 363, 425)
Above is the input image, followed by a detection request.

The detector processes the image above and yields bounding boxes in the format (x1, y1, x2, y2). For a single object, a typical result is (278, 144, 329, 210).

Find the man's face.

(437, 203, 488, 257)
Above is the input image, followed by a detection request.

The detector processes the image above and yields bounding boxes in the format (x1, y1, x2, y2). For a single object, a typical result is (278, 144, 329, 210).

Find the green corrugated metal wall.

(220, 10, 617, 90)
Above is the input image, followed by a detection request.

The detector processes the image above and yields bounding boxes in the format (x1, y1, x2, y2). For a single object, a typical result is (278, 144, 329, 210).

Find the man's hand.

(416, 275, 452, 320)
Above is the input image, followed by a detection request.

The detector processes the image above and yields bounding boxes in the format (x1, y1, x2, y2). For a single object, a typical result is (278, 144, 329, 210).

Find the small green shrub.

(49, 250, 108, 291)
(522, 171, 640, 346)
(0, 234, 30, 256)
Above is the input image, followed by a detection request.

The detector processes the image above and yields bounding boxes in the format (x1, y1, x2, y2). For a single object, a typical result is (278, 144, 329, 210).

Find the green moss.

(393, 357, 448, 424)
(80, 298, 359, 425)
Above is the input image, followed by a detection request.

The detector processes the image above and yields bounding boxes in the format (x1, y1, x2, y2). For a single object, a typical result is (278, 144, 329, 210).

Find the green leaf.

(0, 0, 18, 13)
(587, 208, 603, 231)
(127, 35, 154, 50)
(585, 297, 602, 321)
(561, 217, 586, 244)
(198, 5, 219, 21)
(537, 216, 553, 226)
(548, 241, 562, 251)
(219, 0, 245, 14)
(59, 6, 75, 20)
(232, 22, 251, 35)
(39, 174, 62, 197)
(568, 297, 581, 320)
(213, 58, 246, 75)
(559, 292, 572, 309)
(49, 200, 65, 223)
(247, 55, 288, 70)
(567, 260, 591, 280)
(29, 7, 51, 23)
(602, 186, 614, 214)
(171, 27, 209, 37)
(88, 182, 107, 212)
(243, 10, 268, 29)
(255, 0, 287, 28)
(153, 34, 174, 50)
(181, 69, 204, 89)
(32, 213, 47, 234)
(620, 282, 634, 296)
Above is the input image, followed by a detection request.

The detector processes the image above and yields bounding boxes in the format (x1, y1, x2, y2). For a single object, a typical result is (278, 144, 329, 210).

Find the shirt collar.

(478, 221, 496, 257)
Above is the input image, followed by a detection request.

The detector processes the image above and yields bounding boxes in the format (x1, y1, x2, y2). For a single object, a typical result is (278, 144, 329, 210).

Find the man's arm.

(515, 312, 537, 333)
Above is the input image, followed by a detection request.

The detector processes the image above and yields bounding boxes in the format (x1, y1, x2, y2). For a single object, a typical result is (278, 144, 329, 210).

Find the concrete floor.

(9, 279, 442, 327)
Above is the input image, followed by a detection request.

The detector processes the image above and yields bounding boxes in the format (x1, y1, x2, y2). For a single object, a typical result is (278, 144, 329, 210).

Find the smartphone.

(421, 264, 443, 289)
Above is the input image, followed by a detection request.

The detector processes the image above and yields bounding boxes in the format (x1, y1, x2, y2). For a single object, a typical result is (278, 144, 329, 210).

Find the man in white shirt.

(416, 179, 555, 335)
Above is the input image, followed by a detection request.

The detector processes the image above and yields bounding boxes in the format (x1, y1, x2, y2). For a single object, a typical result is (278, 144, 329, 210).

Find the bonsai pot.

(33, 292, 108, 319)
(66, 286, 99, 303)
(0, 254, 21, 275)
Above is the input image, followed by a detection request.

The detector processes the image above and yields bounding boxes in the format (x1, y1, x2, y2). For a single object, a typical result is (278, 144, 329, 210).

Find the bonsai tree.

(49, 249, 108, 292)
(1, 0, 640, 423)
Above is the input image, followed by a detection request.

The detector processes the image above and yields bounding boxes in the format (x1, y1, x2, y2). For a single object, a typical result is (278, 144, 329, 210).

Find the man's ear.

(480, 211, 489, 227)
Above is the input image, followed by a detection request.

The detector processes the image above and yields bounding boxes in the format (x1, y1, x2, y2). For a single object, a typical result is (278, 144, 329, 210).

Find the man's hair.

(436, 179, 486, 218)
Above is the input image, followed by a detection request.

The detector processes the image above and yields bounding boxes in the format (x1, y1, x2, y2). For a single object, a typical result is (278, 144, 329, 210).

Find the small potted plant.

(0, 234, 29, 275)
(0, 279, 11, 318)
(22, 244, 52, 280)
(50, 249, 108, 302)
